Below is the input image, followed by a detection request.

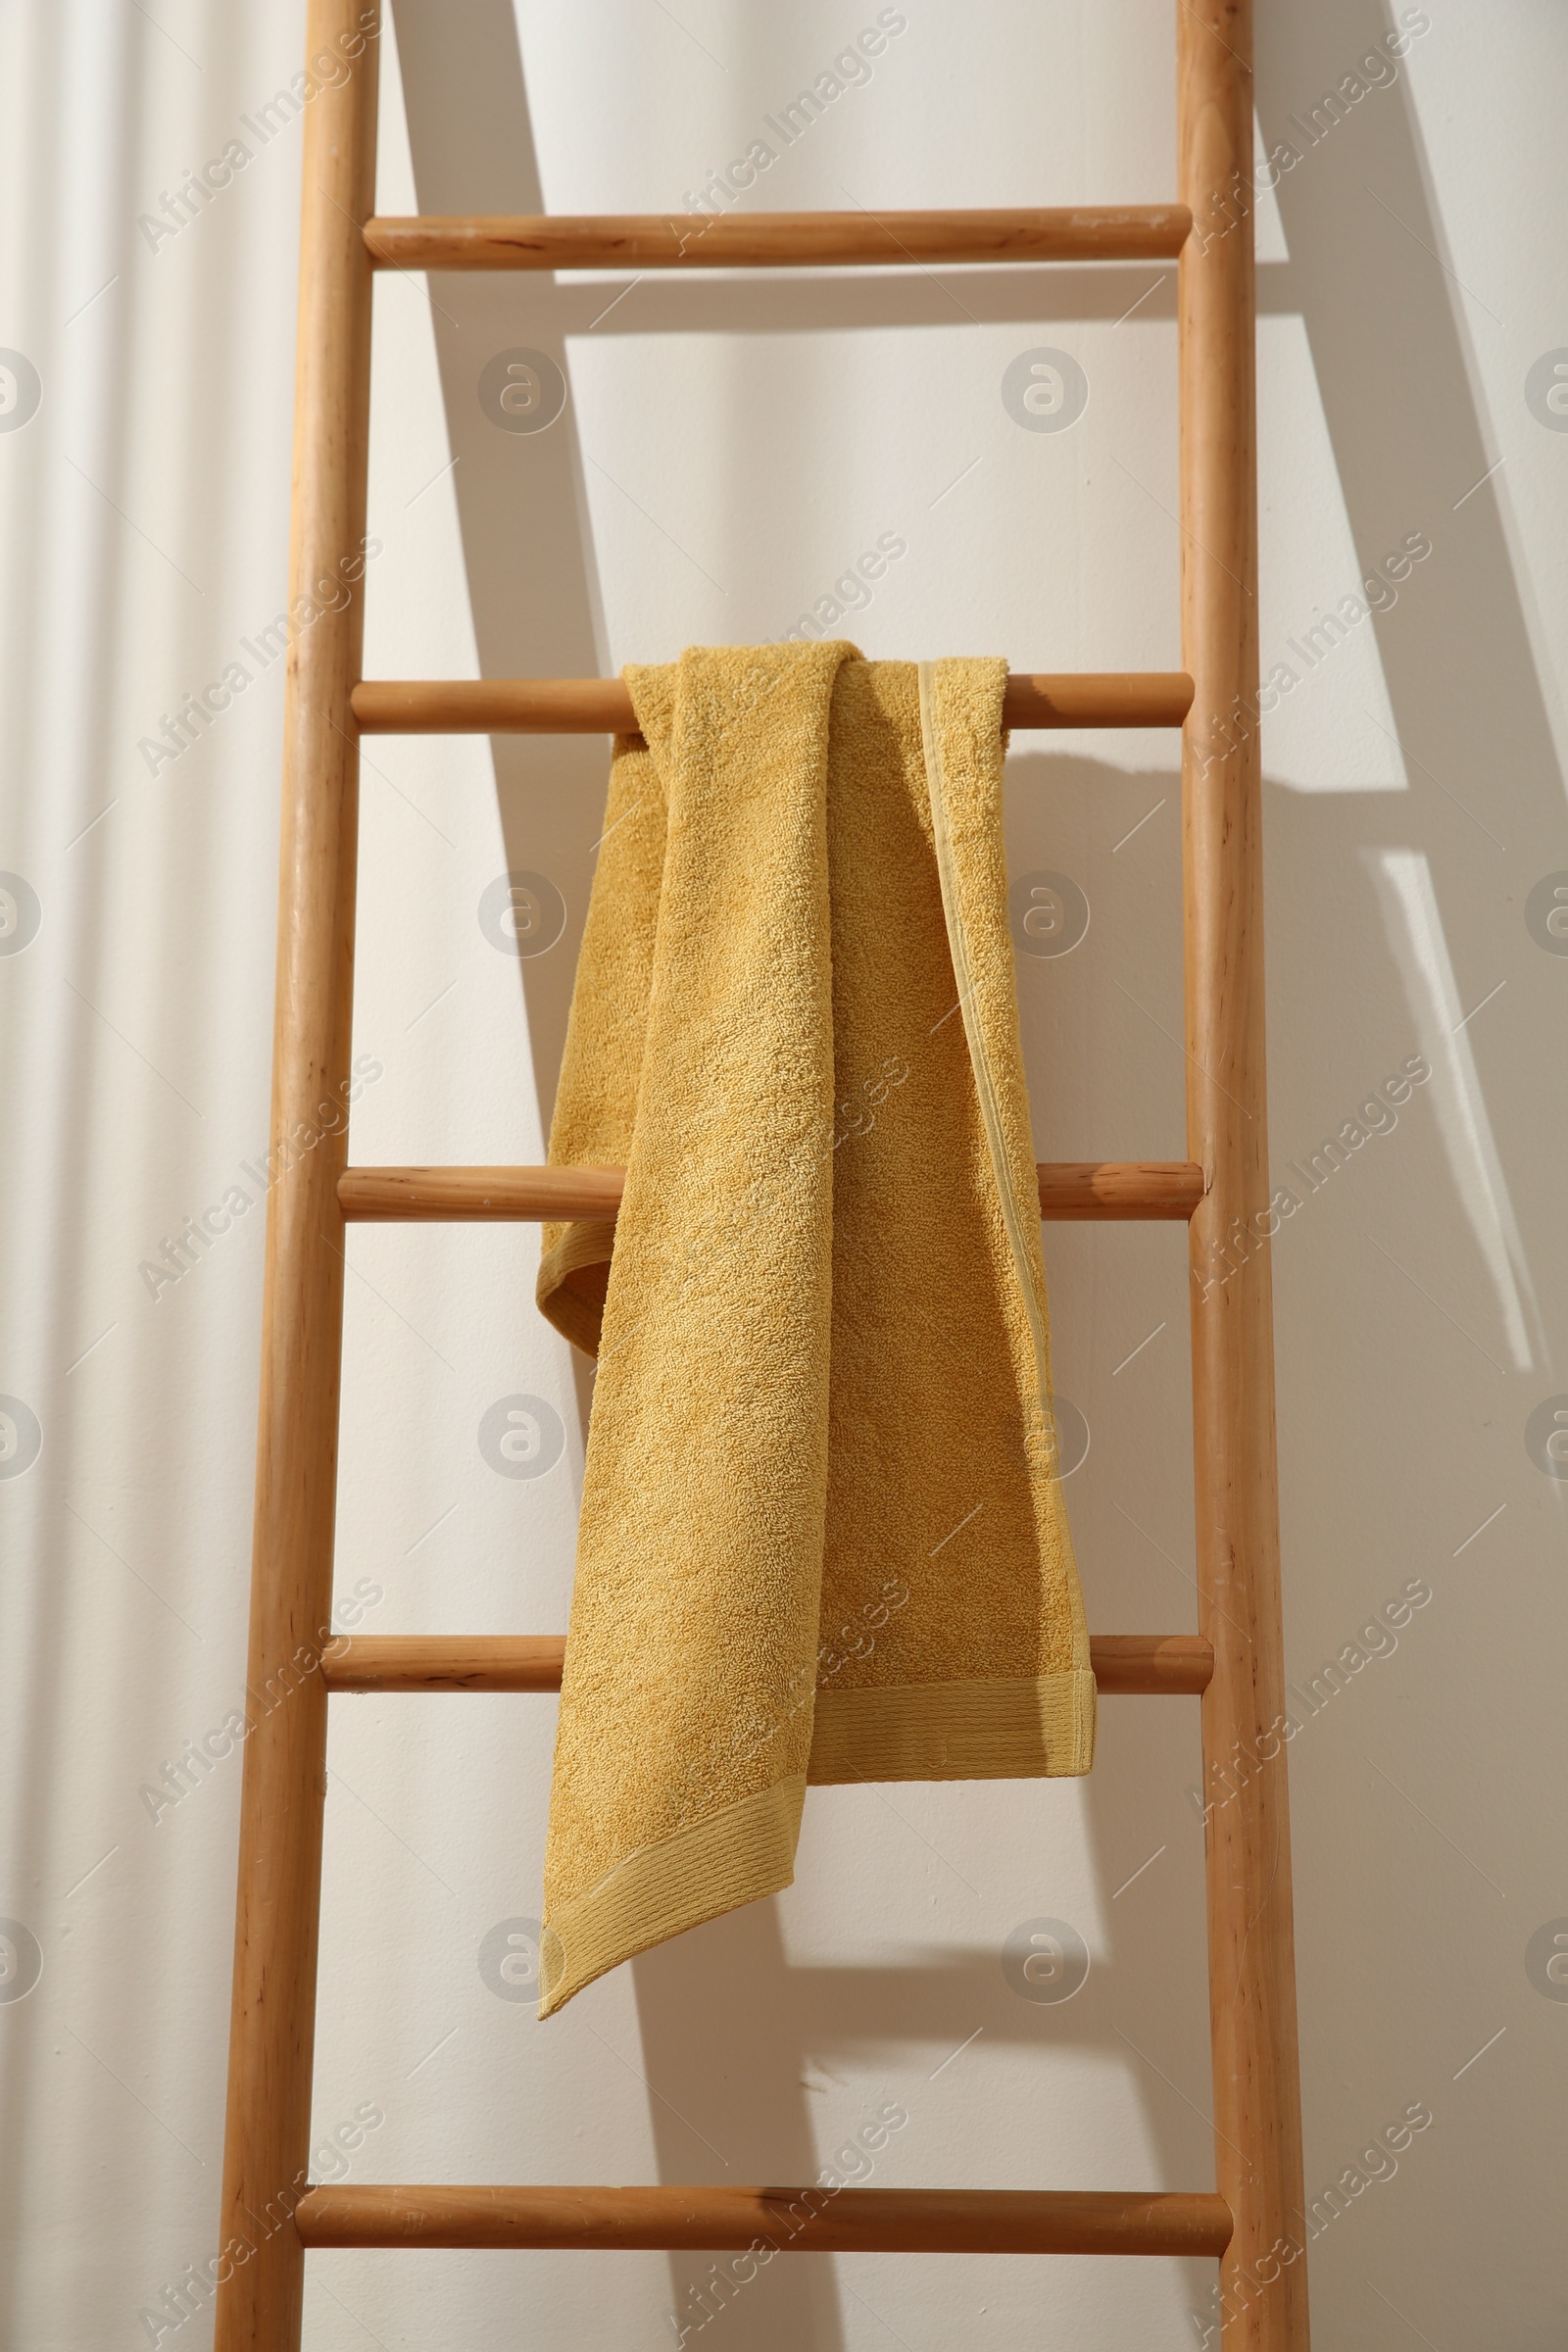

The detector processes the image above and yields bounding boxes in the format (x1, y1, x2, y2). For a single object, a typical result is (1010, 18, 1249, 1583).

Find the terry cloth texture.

(535, 645, 1093, 2016)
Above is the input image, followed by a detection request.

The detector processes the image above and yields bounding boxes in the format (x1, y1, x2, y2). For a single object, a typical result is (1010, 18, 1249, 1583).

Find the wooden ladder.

(215, 3, 1309, 2344)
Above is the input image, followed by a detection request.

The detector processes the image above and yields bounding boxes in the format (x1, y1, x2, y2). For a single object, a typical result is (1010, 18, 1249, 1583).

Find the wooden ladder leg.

(213, 8, 380, 2345)
(1178, 5, 1311, 2346)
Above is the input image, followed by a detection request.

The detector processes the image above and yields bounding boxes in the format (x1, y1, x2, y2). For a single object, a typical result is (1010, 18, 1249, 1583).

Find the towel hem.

(537, 1220, 616, 1358)
(916, 658, 1094, 1686)
(808, 1669, 1096, 1783)
(539, 1773, 808, 2017)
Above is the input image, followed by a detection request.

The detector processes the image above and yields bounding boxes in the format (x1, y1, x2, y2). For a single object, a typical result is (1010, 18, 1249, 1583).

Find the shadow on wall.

(388, 0, 1564, 1381)
(630, 1835, 1210, 2348)
(1256, 0, 1555, 1371)
(389, 0, 1560, 2342)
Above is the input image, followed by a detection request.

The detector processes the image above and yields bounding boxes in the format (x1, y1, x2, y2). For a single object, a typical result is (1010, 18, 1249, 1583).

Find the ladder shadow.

(387, 0, 612, 1451)
(1254, 0, 1560, 1367)
(627, 1744, 1217, 2349)
(389, 2, 1556, 2343)
(387, 0, 611, 1184)
(386, 13, 1201, 2338)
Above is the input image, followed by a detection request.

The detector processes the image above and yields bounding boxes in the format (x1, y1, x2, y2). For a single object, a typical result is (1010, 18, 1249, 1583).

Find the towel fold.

(535, 644, 1093, 2017)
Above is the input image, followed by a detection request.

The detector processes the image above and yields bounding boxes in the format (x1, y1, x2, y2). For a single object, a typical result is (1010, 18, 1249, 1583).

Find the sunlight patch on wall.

(1367, 847, 1540, 1373)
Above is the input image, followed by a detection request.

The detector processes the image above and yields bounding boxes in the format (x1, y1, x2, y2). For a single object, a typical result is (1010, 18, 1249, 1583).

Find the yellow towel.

(535, 644, 1093, 2016)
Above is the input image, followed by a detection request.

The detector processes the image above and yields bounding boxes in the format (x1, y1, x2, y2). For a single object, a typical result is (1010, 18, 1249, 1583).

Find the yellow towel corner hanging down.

(535, 646, 1094, 2016)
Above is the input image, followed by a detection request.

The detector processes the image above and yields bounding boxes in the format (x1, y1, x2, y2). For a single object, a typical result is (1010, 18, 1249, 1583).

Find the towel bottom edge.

(538, 1671, 1096, 2015)
(539, 1772, 807, 2018)
(808, 1668, 1098, 1785)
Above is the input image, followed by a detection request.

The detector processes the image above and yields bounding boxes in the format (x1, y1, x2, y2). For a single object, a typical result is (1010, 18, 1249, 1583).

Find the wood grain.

(321, 1632, 1213, 1696)
(324, 1636, 568, 1692)
(295, 2181, 1232, 2256)
(1088, 1634, 1214, 1696)
(365, 207, 1192, 272)
(350, 671, 1194, 734)
(336, 1161, 1205, 1223)
(1180, 3, 1310, 2342)
(213, 8, 378, 2348)
(339, 1165, 623, 1221)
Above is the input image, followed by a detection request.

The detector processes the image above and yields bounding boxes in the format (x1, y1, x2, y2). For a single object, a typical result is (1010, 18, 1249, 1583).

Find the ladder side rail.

(1177, 6, 1310, 2346)
(213, 5, 380, 2346)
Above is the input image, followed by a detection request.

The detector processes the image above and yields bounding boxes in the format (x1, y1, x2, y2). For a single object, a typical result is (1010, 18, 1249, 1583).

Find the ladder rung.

(364, 207, 1191, 274)
(294, 2181, 1231, 2257)
(320, 1634, 1212, 1696)
(351, 672, 1194, 735)
(337, 1162, 1205, 1224)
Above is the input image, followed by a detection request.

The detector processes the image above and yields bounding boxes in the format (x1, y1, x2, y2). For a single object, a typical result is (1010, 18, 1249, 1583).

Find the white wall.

(1, 3, 1565, 2346)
